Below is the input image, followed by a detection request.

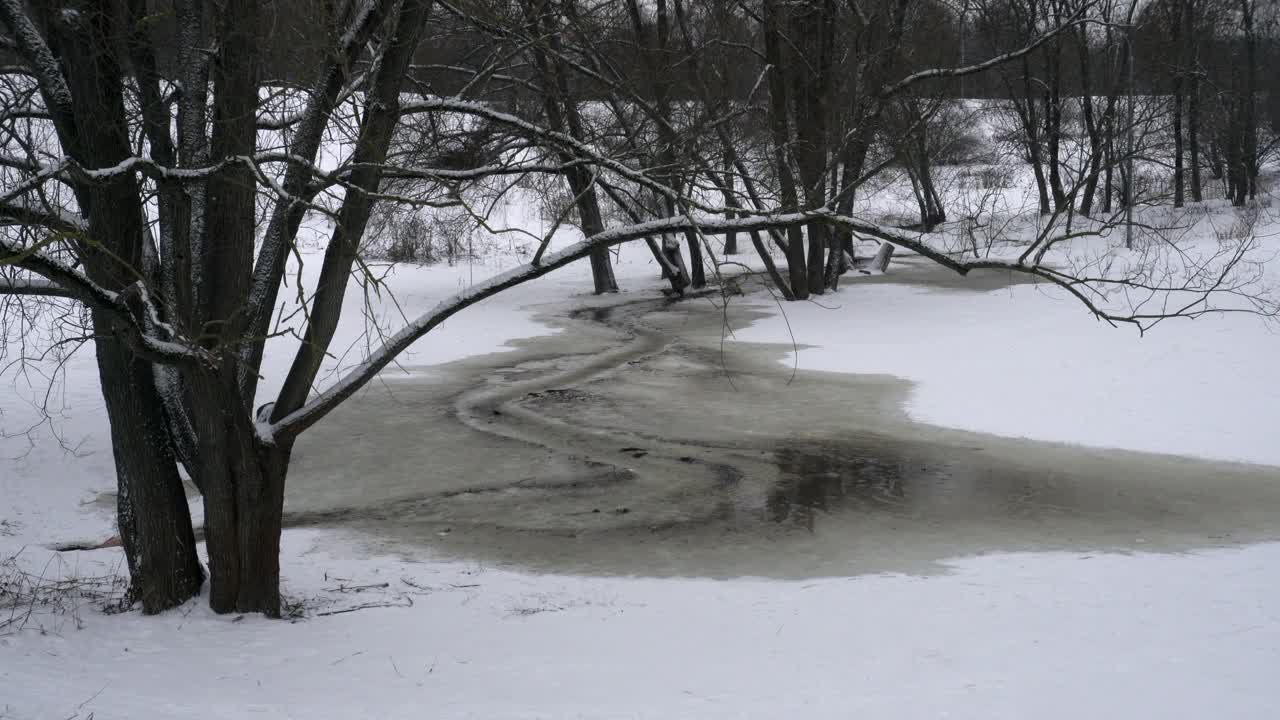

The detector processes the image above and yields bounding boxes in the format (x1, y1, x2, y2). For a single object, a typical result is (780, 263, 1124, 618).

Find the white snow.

(5, 531, 1280, 720)
(735, 257, 1280, 466)
(5, 198, 1280, 718)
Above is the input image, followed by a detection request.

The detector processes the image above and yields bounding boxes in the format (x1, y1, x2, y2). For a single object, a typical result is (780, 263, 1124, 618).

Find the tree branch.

(0, 275, 71, 297)
(878, 1, 1097, 97)
(0, 236, 208, 364)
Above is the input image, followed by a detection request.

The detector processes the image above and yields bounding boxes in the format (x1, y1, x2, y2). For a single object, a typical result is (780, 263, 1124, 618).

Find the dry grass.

(0, 549, 129, 635)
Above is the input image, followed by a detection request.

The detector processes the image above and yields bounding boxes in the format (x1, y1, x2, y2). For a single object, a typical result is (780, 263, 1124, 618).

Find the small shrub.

(958, 166, 1014, 189)
(366, 208, 475, 265)
(933, 131, 986, 165)
(1215, 205, 1260, 241)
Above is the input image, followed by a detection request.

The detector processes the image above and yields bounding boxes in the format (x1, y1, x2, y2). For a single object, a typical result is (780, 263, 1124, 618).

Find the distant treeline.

(23, 0, 1271, 121)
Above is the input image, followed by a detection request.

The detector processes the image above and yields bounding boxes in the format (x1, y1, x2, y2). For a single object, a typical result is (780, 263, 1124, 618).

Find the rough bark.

(191, 367, 289, 616)
(35, 0, 203, 613)
(96, 326, 204, 613)
(683, 228, 707, 288)
(762, 0, 809, 299)
(786, 0, 835, 295)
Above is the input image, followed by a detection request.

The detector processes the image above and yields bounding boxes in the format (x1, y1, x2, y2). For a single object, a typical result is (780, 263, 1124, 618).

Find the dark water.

(282, 272, 1280, 578)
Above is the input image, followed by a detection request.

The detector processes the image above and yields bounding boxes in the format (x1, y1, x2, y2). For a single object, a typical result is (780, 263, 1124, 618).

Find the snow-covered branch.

(0, 237, 207, 364)
(0, 275, 70, 297)
(399, 97, 696, 210)
(271, 205, 1260, 440)
(0, 0, 76, 142)
(0, 199, 85, 235)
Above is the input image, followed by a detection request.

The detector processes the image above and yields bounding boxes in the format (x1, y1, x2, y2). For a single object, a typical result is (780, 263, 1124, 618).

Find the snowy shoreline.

(5, 241, 1280, 719)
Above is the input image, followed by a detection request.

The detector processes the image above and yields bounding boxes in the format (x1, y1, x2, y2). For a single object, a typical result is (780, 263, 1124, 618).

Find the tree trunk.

(1026, 116, 1051, 215)
(1080, 114, 1104, 215)
(1188, 75, 1202, 202)
(1075, 23, 1103, 216)
(1171, 0, 1186, 207)
(722, 164, 738, 255)
(662, 233, 692, 289)
(1240, 0, 1258, 201)
(193, 368, 290, 616)
(186, 0, 292, 616)
(872, 242, 895, 273)
(762, 0, 809, 299)
(1103, 122, 1115, 214)
(526, 0, 616, 294)
(1019, 58, 1051, 216)
(915, 125, 945, 227)
(682, 229, 707, 288)
(95, 331, 204, 613)
(512, 0, 646, 304)
(40, 0, 202, 613)
(596, 181, 688, 293)
(832, 134, 871, 267)
(589, 247, 619, 294)
(1228, 86, 1247, 206)
(1173, 84, 1185, 207)
(748, 230, 794, 300)
(1045, 44, 1067, 212)
(785, 0, 835, 296)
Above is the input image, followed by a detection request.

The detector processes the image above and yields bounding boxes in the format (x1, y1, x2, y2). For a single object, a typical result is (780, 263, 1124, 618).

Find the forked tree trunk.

(1074, 22, 1103, 217)
(1017, 58, 1051, 216)
(914, 128, 945, 227)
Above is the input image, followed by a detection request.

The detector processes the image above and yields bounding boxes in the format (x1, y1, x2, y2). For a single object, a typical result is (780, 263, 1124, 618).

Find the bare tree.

(0, 0, 1273, 619)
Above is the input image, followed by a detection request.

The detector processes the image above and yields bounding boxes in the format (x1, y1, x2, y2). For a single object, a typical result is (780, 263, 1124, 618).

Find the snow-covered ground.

(737, 251, 1280, 467)
(7, 531, 1280, 720)
(4, 199, 1280, 718)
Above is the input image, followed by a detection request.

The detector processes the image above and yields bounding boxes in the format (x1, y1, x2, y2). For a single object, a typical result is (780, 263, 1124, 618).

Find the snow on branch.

(269, 205, 1269, 441)
(0, 0, 77, 144)
(0, 236, 209, 364)
(399, 97, 696, 209)
(0, 275, 69, 298)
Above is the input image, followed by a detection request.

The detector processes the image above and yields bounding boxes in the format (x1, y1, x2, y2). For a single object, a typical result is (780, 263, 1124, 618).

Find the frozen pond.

(287, 269, 1280, 577)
